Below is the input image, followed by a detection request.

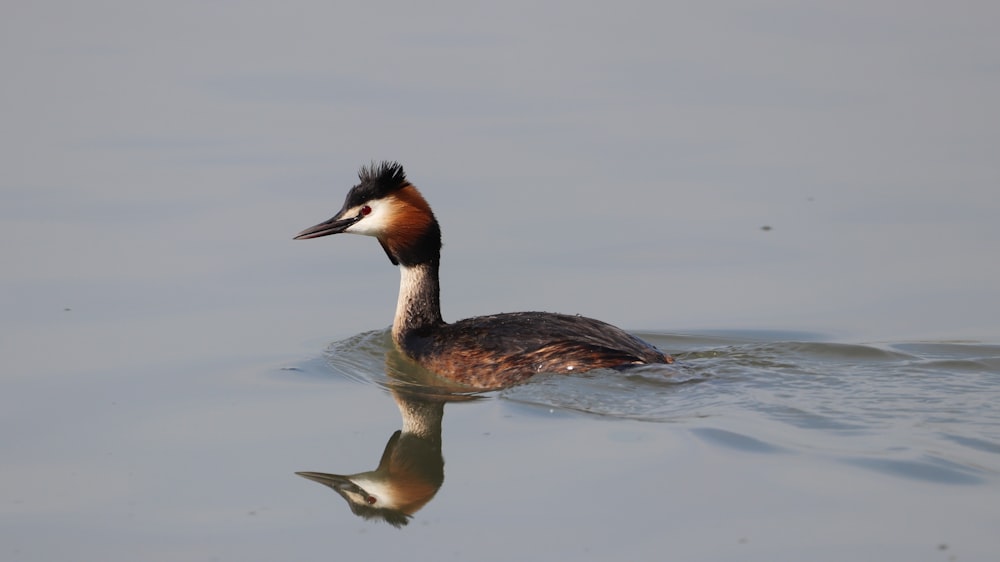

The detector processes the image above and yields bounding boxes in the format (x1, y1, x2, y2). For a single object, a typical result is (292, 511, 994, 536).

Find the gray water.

(3, 2, 1000, 561)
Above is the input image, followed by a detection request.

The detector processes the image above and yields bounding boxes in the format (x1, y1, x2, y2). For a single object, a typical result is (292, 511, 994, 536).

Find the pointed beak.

(293, 213, 360, 240)
(295, 471, 355, 490)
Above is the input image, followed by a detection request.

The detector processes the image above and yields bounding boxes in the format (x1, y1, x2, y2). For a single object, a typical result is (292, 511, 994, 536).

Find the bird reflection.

(297, 348, 483, 527)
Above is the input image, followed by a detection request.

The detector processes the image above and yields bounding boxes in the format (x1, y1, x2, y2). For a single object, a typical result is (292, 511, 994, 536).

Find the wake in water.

(320, 328, 1000, 484)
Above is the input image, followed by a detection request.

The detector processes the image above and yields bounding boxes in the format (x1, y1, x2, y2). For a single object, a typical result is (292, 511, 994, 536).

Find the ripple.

(322, 328, 493, 399)
(690, 427, 788, 454)
(843, 456, 986, 485)
(311, 328, 1000, 480)
(941, 434, 1000, 455)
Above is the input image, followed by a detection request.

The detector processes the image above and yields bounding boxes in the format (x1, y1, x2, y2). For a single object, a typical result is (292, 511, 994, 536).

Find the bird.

(294, 161, 672, 389)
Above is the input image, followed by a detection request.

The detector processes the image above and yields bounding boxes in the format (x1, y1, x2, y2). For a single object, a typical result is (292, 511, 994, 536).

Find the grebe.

(294, 161, 673, 388)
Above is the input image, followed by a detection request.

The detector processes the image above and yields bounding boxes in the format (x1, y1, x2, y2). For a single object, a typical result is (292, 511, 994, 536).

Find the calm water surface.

(3, 2, 1000, 561)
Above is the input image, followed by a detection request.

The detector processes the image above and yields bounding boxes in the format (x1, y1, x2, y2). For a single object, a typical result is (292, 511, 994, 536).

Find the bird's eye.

(360, 205, 372, 216)
(366, 495, 377, 505)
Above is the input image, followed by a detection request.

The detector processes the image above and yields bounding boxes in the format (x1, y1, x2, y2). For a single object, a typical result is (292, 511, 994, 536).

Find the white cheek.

(344, 200, 392, 236)
(350, 475, 401, 508)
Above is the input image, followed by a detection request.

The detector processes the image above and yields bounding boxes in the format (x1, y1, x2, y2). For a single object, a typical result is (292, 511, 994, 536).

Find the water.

(325, 329, 1000, 485)
(3, 1, 1000, 560)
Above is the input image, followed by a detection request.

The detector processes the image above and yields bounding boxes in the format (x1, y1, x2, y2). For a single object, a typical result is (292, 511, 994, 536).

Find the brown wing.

(402, 312, 671, 388)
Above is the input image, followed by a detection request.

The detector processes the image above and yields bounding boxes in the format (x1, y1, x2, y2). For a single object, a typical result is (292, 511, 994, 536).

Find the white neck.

(392, 263, 443, 345)
(393, 391, 445, 439)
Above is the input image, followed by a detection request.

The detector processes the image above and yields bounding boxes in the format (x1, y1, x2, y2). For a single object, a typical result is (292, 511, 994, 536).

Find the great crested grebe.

(294, 162, 673, 388)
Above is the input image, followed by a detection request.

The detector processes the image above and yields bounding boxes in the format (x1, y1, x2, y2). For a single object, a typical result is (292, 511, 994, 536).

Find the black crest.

(344, 161, 409, 207)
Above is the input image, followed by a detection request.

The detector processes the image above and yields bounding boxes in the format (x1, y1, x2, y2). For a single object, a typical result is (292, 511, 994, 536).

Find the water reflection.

(297, 350, 482, 527)
(297, 388, 447, 527)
